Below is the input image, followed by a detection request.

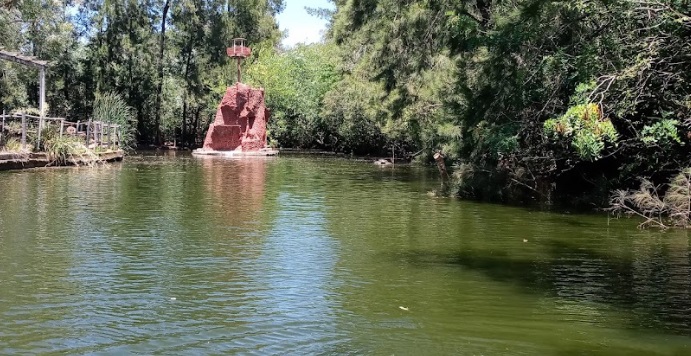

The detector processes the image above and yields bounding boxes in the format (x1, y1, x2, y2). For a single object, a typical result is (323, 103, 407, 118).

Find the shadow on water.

(4, 154, 691, 354)
(398, 234, 691, 335)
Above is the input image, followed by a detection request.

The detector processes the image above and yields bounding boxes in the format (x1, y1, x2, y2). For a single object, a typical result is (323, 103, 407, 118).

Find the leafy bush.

(321, 76, 387, 154)
(544, 103, 618, 161)
(245, 43, 341, 149)
(640, 119, 681, 146)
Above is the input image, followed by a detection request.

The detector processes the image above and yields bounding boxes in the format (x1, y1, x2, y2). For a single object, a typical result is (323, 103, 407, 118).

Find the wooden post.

(21, 113, 26, 149)
(86, 119, 91, 146)
(39, 68, 45, 117)
(434, 152, 449, 180)
(37, 67, 45, 148)
(106, 124, 111, 148)
(94, 121, 99, 146)
(59, 119, 65, 138)
(1, 110, 5, 141)
(237, 57, 242, 83)
(392, 145, 395, 167)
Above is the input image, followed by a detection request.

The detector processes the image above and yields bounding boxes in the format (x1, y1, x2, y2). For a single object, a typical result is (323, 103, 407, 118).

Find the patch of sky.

(277, 0, 335, 47)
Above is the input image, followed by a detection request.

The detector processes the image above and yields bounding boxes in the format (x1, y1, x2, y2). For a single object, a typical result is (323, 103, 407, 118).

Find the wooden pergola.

(0, 48, 50, 145)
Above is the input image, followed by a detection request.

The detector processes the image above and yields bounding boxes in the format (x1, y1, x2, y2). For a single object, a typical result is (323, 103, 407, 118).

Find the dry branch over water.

(609, 168, 691, 229)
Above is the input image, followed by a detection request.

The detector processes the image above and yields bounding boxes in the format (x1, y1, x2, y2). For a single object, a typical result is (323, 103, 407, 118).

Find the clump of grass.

(1, 120, 29, 152)
(43, 135, 98, 166)
(1, 137, 26, 153)
(37, 123, 60, 152)
(4, 121, 23, 135)
(93, 92, 136, 149)
(609, 168, 691, 229)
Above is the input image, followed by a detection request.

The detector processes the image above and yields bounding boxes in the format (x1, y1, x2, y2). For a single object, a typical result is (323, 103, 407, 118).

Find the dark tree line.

(252, 0, 691, 205)
(1, 0, 284, 146)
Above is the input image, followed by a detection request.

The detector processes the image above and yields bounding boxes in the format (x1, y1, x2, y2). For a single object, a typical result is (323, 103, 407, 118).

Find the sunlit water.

(1, 152, 691, 355)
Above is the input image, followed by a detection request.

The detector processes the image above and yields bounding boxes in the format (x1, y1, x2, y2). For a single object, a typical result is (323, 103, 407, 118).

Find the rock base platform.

(192, 148, 279, 157)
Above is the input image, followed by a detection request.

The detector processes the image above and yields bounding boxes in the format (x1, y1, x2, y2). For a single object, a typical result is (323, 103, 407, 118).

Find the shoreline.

(0, 150, 124, 171)
(135, 145, 410, 164)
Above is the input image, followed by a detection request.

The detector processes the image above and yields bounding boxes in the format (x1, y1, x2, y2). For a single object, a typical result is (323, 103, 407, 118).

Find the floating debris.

(399, 306, 409, 311)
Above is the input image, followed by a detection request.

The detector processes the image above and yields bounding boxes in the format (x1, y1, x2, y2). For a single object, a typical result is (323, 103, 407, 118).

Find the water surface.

(1, 153, 690, 354)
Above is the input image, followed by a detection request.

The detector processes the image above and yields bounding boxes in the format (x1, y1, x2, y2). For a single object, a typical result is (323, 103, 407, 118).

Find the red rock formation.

(202, 83, 270, 152)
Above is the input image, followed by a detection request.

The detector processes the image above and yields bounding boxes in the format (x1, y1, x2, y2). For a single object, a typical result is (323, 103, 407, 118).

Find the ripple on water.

(1, 156, 691, 354)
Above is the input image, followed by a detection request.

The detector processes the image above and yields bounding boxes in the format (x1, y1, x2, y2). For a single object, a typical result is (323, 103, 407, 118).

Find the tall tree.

(154, 0, 171, 145)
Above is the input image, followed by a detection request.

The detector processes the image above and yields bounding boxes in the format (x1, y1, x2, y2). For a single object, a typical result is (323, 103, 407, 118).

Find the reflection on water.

(200, 157, 268, 229)
(1, 154, 691, 354)
(239, 193, 345, 354)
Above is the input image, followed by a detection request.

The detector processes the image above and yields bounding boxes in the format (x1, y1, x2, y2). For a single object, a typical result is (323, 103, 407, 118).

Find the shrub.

(640, 119, 682, 146)
(544, 103, 618, 161)
(0, 137, 24, 152)
(43, 135, 96, 166)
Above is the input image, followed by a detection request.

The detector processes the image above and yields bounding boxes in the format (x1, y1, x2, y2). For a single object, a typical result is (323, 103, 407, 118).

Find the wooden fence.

(0, 111, 122, 150)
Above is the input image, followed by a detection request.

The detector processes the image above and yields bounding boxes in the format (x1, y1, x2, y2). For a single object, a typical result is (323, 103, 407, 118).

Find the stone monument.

(193, 39, 277, 156)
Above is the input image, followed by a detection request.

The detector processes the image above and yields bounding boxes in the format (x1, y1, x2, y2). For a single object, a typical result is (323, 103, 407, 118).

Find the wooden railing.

(0, 112, 122, 150)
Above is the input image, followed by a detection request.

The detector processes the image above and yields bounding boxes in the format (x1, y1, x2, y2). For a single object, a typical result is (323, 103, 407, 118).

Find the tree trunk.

(180, 36, 194, 147)
(62, 48, 70, 117)
(476, 0, 492, 28)
(154, 0, 171, 146)
(193, 106, 201, 147)
(181, 99, 187, 147)
(127, 14, 137, 143)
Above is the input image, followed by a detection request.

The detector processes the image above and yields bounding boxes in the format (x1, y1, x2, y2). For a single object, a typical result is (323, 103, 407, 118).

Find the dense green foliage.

(318, 0, 691, 204)
(543, 103, 618, 161)
(1, 0, 284, 146)
(245, 43, 341, 149)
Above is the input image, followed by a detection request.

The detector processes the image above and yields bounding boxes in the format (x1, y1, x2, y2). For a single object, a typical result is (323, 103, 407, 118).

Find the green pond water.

(1, 153, 691, 355)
